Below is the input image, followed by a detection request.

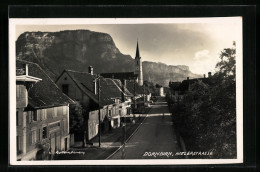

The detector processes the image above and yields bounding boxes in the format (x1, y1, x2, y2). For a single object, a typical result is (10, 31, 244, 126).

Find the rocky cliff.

(16, 30, 201, 86)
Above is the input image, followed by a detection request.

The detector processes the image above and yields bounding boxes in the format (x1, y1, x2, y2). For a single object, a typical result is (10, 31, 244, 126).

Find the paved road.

(109, 97, 180, 159)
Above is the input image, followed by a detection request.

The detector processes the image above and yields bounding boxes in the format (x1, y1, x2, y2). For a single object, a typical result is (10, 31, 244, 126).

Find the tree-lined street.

(109, 97, 180, 159)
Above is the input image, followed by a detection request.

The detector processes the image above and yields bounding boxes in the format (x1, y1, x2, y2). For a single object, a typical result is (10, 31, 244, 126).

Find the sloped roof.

(107, 79, 133, 97)
(103, 78, 127, 98)
(126, 80, 144, 95)
(169, 82, 181, 90)
(63, 70, 114, 107)
(179, 78, 214, 91)
(100, 72, 137, 80)
(16, 60, 75, 109)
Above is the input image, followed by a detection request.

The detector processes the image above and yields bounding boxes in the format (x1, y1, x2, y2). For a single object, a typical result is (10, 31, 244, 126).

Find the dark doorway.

(65, 138, 68, 151)
(36, 149, 44, 160)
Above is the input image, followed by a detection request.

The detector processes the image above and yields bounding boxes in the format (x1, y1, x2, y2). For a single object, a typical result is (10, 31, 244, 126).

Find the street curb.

(105, 108, 151, 160)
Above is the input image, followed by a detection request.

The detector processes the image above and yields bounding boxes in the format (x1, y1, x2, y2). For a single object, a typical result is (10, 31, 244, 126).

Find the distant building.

(159, 87, 165, 97)
(168, 74, 214, 103)
(16, 60, 74, 161)
(100, 72, 149, 112)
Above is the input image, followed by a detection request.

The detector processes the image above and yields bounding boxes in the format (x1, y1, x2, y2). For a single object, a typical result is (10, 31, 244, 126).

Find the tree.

(215, 41, 236, 81)
(171, 42, 237, 158)
(69, 101, 89, 147)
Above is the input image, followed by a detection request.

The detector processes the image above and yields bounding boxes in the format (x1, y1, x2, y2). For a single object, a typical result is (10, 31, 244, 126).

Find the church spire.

(135, 41, 140, 58)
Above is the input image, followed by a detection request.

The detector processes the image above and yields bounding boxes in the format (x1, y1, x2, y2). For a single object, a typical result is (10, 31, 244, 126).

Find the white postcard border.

(9, 17, 243, 165)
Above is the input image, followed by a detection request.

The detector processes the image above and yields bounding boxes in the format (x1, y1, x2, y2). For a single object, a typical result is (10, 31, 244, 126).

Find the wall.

(19, 105, 70, 160)
(56, 72, 90, 107)
(16, 84, 28, 108)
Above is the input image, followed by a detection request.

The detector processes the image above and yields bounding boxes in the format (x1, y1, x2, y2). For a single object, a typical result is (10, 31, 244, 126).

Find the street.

(109, 97, 181, 159)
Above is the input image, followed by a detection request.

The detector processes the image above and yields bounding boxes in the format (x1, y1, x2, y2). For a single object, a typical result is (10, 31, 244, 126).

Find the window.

(114, 119, 118, 126)
(62, 84, 69, 95)
(108, 110, 112, 117)
(127, 108, 131, 115)
(42, 127, 47, 139)
(31, 130, 37, 144)
(119, 110, 121, 116)
(33, 111, 38, 121)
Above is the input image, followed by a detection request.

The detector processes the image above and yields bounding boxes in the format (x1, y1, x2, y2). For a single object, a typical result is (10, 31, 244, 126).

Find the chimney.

(187, 77, 190, 91)
(88, 66, 93, 75)
(204, 74, 206, 78)
(23, 64, 28, 76)
(208, 72, 212, 78)
(93, 79, 97, 94)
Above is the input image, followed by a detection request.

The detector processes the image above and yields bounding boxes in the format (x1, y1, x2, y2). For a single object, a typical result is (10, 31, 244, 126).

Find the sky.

(16, 18, 242, 75)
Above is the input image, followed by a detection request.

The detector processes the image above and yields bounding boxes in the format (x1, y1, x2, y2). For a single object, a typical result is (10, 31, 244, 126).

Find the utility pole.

(97, 75, 101, 148)
(120, 79, 127, 159)
(134, 79, 136, 110)
(121, 114, 126, 159)
(143, 85, 145, 104)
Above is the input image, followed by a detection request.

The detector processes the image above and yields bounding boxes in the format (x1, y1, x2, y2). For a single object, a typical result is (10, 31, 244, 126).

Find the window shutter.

(37, 110, 40, 121)
(28, 112, 31, 123)
(18, 113, 22, 126)
(26, 113, 29, 124)
(29, 132, 32, 144)
(38, 129, 41, 141)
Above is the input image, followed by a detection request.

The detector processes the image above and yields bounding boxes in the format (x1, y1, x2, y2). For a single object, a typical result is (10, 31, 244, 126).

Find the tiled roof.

(64, 70, 114, 107)
(62, 70, 135, 107)
(16, 60, 75, 109)
(103, 78, 123, 98)
(100, 72, 137, 80)
(169, 82, 181, 90)
(107, 79, 133, 97)
(126, 80, 144, 95)
(178, 78, 214, 91)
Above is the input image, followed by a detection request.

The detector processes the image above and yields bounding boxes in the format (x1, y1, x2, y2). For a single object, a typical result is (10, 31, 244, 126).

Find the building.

(168, 81, 183, 102)
(100, 70, 150, 112)
(134, 41, 143, 86)
(16, 60, 74, 160)
(168, 73, 213, 103)
(55, 68, 132, 140)
(16, 62, 42, 160)
(159, 87, 165, 97)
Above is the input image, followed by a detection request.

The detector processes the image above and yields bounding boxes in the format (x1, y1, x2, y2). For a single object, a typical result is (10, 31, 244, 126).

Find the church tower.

(134, 41, 143, 86)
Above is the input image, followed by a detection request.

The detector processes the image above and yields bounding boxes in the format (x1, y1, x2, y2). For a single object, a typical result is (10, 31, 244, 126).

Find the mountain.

(16, 30, 201, 87)
(142, 61, 201, 86)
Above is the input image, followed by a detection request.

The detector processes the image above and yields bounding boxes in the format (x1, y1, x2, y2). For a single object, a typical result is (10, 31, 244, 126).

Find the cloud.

(194, 50, 210, 60)
(190, 50, 219, 75)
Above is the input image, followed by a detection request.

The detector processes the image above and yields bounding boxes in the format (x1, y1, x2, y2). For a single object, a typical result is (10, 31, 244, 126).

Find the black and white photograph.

(9, 17, 243, 165)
